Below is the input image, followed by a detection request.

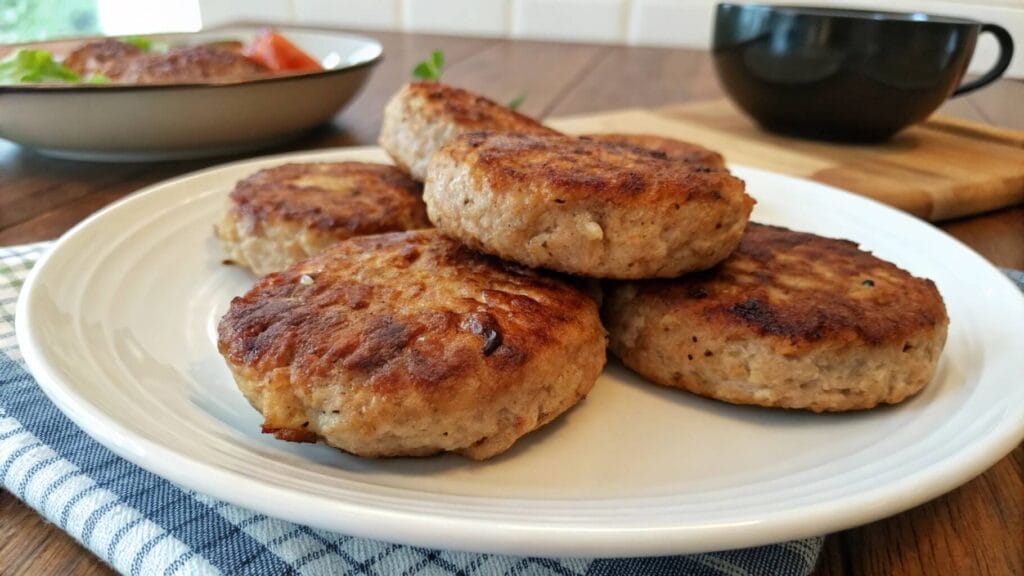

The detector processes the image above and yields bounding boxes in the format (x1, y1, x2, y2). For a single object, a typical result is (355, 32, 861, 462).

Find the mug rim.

(715, 3, 983, 27)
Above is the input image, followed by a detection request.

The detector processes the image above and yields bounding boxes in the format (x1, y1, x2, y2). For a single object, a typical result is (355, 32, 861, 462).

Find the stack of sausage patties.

(216, 82, 948, 461)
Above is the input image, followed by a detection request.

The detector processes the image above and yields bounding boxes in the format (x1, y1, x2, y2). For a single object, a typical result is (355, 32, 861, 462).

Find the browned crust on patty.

(218, 229, 606, 457)
(614, 223, 948, 352)
(440, 131, 745, 206)
(603, 223, 949, 411)
(226, 162, 430, 235)
(66, 40, 269, 84)
(425, 131, 753, 278)
(399, 81, 558, 134)
(218, 230, 596, 384)
(124, 45, 270, 83)
(379, 82, 561, 181)
(63, 39, 144, 79)
(580, 133, 726, 170)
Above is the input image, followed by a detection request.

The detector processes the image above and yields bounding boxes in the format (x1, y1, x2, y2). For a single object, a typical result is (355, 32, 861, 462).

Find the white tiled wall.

(294, 0, 401, 30)
(198, 0, 1023, 78)
(627, 0, 714, 49)
(405, 0, 508, 36)
(199, 0, 294, 29)
(512, 0, 626, 43)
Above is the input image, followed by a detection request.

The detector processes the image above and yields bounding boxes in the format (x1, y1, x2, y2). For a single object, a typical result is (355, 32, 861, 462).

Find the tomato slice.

(244, 30, 322, 72)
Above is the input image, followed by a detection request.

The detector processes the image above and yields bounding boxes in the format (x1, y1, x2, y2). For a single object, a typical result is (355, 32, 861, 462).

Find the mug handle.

(953, 23, 1015, 97)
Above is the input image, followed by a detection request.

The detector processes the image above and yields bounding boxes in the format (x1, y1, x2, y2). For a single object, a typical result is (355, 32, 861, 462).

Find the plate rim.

(14, 147, 1024, 557)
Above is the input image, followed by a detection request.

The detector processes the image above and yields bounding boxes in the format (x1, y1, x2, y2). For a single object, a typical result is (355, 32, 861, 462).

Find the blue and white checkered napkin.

(26, 239, 1020, 576)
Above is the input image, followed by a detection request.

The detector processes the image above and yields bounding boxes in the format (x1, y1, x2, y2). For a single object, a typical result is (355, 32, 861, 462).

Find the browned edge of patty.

(66, 40, 270, 84)
(437, 131, 747, 207)
(609, 222, 949, 354)
(218, 230, 601, 383)
(63, 39, 144, 78)
(227, 162, 430, 235)
(398, 81, 560, 133)
(217, 230, 607, 456)
(602, 222, 949, 411)
(580, 133, 727, 169)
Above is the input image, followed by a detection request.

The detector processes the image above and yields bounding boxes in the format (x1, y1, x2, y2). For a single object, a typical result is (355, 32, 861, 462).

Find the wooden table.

(1, 27, 1021, 576)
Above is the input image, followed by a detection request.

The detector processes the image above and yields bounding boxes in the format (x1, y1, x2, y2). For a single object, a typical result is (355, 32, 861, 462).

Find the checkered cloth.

(17, 243, 1018, 576)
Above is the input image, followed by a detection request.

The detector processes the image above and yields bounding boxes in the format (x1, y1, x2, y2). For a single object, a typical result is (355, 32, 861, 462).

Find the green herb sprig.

(412, 50, 444, 81)
(120, 36, 169, 53)
(120, 36, 153, 51)
(410, 50, 526, 111)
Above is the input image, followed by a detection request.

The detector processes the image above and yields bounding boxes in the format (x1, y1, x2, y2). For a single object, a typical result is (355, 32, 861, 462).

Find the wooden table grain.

(1, 27, 1021, 576)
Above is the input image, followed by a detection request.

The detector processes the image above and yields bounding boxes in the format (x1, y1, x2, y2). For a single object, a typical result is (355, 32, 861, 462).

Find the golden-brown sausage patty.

(215, 162, 431, 275)
(581, 133, 726, 169)
(217, 229, 607, 459)
(63, 39, 144, 79)
(379, 82, 559, 181)
(425, 131, 754, 279)
(66, 41, 269, 84)
(603, 223, 949, 412)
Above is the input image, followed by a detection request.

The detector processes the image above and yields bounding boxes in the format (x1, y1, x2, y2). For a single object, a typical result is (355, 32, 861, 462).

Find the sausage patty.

(217, 229, 607, 459)
(216, 162, 430, 275)
(603, 223, 949, 412)
(379, 82, 558, 181)
(65, 40, 269, 84)
(581, 133, 726, 169)
(425, 131, 754, 279)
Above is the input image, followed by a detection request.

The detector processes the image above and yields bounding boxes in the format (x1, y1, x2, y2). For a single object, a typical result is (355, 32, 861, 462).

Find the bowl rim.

(0, 25, 383, 94)
(715, 3, 983, 27)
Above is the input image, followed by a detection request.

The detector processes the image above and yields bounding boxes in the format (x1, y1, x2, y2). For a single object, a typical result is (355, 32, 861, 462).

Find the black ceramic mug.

(712, 4, 1015, 141)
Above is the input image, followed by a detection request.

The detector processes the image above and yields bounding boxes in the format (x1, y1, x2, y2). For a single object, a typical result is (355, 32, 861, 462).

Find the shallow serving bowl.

(0, 26, 382, 161)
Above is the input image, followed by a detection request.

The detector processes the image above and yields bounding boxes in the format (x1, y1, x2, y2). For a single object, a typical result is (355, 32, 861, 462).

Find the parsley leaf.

(412, 49, 445, 81)
(507, 94, 526, 110)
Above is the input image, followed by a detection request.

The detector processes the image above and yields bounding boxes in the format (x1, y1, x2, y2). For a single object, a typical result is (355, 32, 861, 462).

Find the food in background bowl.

(0, 26, 382, 160)
(0, 29, 322, 86)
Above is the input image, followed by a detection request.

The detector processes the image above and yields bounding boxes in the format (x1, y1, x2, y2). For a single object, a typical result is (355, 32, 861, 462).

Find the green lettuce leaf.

(0, 49, 82, 83)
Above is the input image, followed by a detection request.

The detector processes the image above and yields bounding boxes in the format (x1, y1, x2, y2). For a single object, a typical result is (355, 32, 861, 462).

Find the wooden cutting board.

(547, 100, 1024, 222)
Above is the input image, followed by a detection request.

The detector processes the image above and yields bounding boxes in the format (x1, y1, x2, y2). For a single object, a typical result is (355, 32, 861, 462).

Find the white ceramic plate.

(0, 27, 381, 161)
(16, 148, 1024, 557)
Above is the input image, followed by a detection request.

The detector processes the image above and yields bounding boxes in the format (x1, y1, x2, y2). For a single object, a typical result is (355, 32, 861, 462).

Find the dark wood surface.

(1, 28, 1021, 576)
